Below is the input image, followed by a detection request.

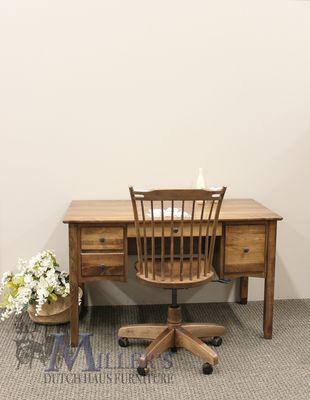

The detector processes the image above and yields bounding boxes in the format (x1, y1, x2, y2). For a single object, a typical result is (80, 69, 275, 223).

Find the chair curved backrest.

(129, 187, 226, 284)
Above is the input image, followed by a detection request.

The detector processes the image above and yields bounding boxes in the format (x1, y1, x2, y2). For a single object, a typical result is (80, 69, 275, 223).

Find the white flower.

(0, 250, 71, 320)
(1, 271, 12, 283)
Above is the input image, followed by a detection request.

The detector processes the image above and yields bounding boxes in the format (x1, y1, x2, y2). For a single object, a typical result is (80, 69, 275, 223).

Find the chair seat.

(135, 258, 214, 288)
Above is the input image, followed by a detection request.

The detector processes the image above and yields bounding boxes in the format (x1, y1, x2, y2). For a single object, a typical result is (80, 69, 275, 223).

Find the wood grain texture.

(264, 221, 277, 339)
(117, 188, 227, 371)
(127, 222, 222, 238)
(222, 271, 265, 279)
(69, 224, 79, 347)
(136, 259, 214, 288)
(175, 327, 218, 365)
(167, 305, 182, 326)
(182, 323, 226, 338)
(133, 188, 225, 201)
(130, 187, 226, 287)
(240, 277, 249, 304)
(81, 226, 124, 250)
(120, 303, 226, 370)
(118, 324, 167, 340)
(138, 328, 174, 368)
(63, 199, 283, 224)
(81, 253, 124, 277)
(79, 274, 126, 283)
(65, 196, 282, 345)
(225, 224, 266, 274)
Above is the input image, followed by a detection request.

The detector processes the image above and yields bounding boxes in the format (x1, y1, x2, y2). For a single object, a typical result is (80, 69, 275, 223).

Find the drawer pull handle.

(173, 228, 179, 234)
(99, 237, 106, 243)
(243, 247, 250, 254)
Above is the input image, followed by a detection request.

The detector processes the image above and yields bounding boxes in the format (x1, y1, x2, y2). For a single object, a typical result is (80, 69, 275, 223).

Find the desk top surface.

(63, 199, 282, 224)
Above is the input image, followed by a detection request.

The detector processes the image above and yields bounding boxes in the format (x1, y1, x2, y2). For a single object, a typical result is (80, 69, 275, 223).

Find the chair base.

(118, 305, 225, 371)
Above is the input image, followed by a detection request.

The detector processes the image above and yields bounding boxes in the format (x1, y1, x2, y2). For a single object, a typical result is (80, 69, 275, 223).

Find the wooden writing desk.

(63, 199, 282, 346)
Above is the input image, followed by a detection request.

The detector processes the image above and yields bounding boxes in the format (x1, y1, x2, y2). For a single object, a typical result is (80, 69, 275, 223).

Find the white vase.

(196, 167, 206, 189)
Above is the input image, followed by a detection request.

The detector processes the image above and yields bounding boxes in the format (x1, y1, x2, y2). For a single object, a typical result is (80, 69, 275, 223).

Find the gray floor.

(0, 299, 309, 400)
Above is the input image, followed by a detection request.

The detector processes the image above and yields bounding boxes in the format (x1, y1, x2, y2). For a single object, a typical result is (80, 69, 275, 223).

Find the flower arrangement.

(0, 250, 70, 320)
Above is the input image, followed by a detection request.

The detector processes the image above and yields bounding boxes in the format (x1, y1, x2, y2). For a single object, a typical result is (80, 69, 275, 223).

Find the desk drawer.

(225, 224, 266, 274)
(81, 227, 124, 251)
(127, 223, 222, 237)
(81, 253, 125, 277)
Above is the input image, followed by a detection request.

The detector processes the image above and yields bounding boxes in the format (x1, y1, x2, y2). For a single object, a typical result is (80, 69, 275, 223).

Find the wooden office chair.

(118, 186, 227, 376)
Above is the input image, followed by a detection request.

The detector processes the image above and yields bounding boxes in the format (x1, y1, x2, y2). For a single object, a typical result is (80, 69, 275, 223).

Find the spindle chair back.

(129, 187, 226, 287)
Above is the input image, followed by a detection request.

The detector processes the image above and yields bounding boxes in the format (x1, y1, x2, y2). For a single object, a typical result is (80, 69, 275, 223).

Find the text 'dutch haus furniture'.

(63, 196, 282, 349)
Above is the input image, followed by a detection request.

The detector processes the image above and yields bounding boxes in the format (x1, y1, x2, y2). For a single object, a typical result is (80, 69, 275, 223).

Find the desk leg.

(69, 224, 79, 347)
(80, 283, 85, 307)
(263, 221, 277, 339)
(239, 277, 248, 304)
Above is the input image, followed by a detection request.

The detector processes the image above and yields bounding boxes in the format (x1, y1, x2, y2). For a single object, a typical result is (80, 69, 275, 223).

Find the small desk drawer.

(127, 223, 222, 237)
(81, 253, 125, 277)
(81, 227, 124, 250)
(225, 224, 266, 274)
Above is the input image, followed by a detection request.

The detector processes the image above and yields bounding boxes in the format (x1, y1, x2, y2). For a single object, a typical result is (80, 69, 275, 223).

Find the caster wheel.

(137, 366, 149, 376)
(118, 337, 129, 347)
(202, 363, 213, 375)
(170, 346, 177, 353)
(211, 337, 222, 347)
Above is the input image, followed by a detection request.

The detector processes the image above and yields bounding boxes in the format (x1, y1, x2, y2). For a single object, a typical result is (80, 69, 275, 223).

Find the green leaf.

(48, 293, 58, 302)
(10, 287, 19, 297)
